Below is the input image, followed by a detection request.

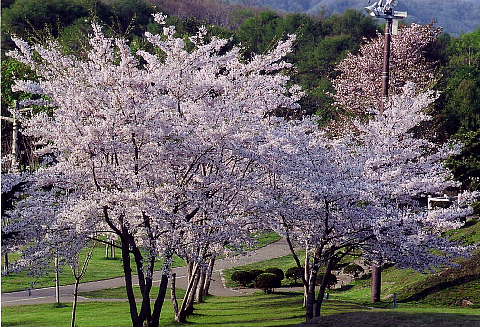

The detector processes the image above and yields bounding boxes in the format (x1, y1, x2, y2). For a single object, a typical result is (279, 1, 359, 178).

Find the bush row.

(231, 263, 366, 293)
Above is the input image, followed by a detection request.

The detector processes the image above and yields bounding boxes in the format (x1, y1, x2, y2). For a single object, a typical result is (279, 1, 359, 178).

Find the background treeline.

(229, 0, 480, 36)
(1, 0, 479, 193)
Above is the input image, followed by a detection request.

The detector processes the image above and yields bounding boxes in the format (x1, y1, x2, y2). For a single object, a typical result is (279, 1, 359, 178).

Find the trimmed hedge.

(265, 267, 284, 281)
(285, 267, 304, 284)
(231, 270, 253, 286)
(316, 273, 337, 288)
(255, 273, 281, 294)
(249, 269, 265, 279)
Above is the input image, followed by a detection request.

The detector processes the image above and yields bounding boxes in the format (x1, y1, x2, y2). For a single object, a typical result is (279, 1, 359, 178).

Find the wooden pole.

(372, 16, 393, 304)
(55, 252, 61, 305)
(380, 17, 393, 112)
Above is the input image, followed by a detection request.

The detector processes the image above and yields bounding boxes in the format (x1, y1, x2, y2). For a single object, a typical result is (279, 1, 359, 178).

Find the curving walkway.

(2, 239, 293, 306)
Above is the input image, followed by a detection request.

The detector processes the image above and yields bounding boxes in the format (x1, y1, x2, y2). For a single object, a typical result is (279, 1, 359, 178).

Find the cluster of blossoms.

(2, 14, 476, 326)
(332, 24, 442, 119)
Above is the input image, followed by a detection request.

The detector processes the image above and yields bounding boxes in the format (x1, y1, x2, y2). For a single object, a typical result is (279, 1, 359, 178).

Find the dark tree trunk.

(71, 279, 80, 327)
(176, 264, 199, 323)
(171, 273, 179, 316)
(303, 250, 310, 308)
(185, 268, 201, 314)
(196, 268, 207, 303)
(149, 273, 169, 327)
(120, 238, 141, 327)
(305, 256, 320, 322)
(371, 265, 381, 303)
(314, 257, 335, 317)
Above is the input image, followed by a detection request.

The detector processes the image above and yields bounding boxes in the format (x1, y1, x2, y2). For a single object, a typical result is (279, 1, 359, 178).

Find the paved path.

(2, 239, 293, 306)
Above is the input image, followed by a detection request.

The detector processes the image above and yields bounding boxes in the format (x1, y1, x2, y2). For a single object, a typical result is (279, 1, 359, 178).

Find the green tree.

(446, 130, 480, 193)
(235, 10, 377, 119)
(435, 29, 480, 137)
(2, 0, 89, 38)
(235, 11, 283, 56)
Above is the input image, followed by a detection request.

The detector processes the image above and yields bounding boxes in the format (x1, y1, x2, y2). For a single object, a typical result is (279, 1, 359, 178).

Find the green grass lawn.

(1, 246, 186, 293)
(449, 217, 480, 244)
(2, 292, 308, 327)
(2, 231, 280, 293)
(79, 286, 186, 300)
(3, 292, 479, 327)
(250, 231, 282, 249)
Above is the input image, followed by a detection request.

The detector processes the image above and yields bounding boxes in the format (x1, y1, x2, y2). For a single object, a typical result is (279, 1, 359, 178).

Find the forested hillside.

(230, 0, 480, 35)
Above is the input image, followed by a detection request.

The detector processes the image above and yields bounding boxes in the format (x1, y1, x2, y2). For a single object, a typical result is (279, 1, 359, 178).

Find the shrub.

(285, 267, 304, 284)
(231, 270, 253, 286)
(265, 267, 284, 281)
(249, 269, 264, 279)
(254, 273, 281, 294)
(316, 273, 337, 288)
(343, 263, 365, 278)
(333, 262, 350, 270)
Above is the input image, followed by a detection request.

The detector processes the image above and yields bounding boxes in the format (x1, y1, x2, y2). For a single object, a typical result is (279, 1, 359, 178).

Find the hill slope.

(333, 219, 480, 308)
(229, 0, 480, 35)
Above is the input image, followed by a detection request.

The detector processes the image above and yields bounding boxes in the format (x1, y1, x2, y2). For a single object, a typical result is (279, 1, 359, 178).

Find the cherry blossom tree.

(331, 24, 442, 122)
(258, 121, 378, 320)
(6, 12, 302, 327)
(1, 171, 29, 274)
(259, 84, 476, 321)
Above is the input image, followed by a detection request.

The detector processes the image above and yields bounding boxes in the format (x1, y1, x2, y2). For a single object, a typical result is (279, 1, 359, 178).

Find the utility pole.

(0, 100, 33, 170)
(381, 15, 393, 108)
(365, 0, 407, 303)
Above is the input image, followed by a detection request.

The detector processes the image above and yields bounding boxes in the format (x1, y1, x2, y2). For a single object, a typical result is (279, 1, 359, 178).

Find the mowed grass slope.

(2, 292, 308, 327)
(3, 292, 478, 327)
(2, 232, 280, 293)
(1, 246, 186, 293)
(333, 218, 480, 308)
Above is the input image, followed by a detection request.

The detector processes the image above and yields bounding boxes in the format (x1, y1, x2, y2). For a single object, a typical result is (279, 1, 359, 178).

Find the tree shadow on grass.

(1, 322, 30, 327)
(183, 315, 305, 326)
(206, 292, 301, 306)
(299, 311, 480, 327)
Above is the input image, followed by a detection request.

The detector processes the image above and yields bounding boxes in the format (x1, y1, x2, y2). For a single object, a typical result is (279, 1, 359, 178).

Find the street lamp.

(364, 0, 408, 303)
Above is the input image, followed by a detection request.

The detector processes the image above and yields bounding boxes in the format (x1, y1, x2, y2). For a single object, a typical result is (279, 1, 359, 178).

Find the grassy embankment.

(223, 219, 480, 309)
(1, 246, 186, 293)
(332, 218, 480, 308)
(2, 231, 280, 293)
(3, 291, 479, 327)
